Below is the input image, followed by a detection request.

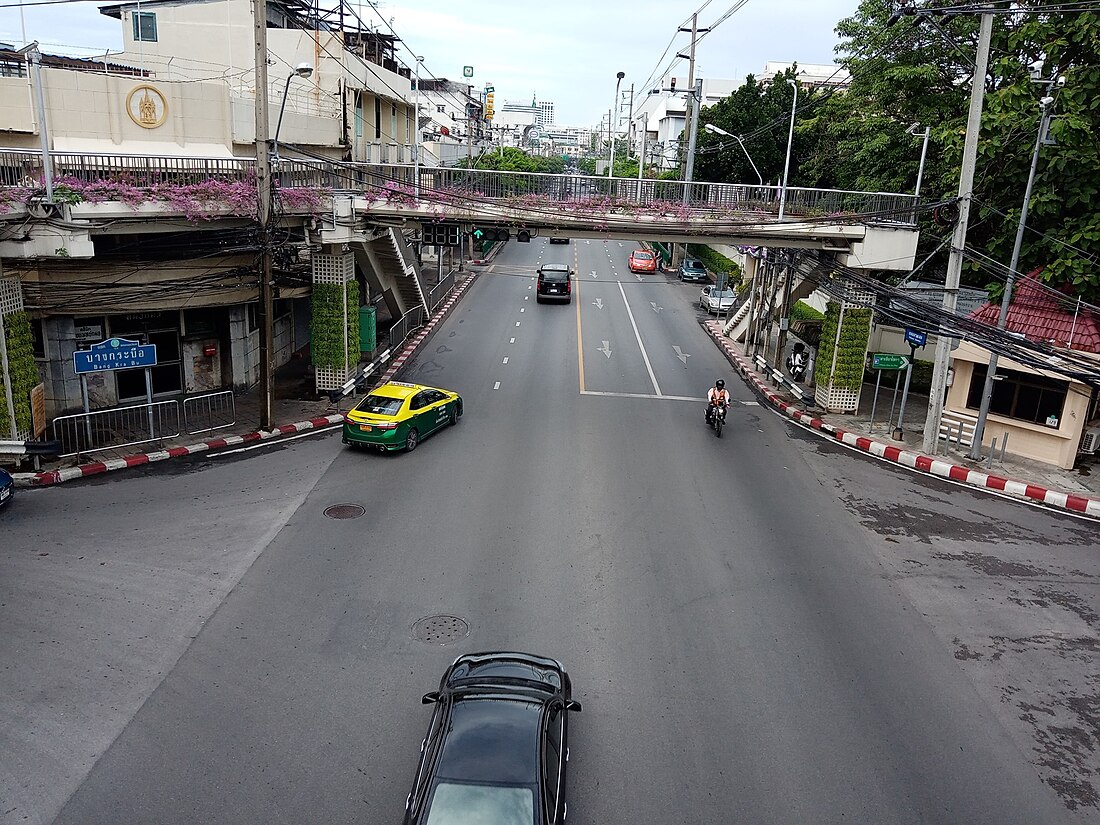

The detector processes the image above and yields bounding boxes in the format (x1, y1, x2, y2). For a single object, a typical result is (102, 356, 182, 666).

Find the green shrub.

(789, 300, 824, 322)
(814, 303, 872, 392)
(0, 311, 39, 435)
(310, 281, 360, 369)
(687, 244, 743, 286)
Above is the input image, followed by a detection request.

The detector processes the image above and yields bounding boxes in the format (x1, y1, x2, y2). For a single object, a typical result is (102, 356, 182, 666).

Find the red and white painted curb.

(706, 323, 1100, 519)
(17, 415, 345, 487)
(16, 274, 481, 488)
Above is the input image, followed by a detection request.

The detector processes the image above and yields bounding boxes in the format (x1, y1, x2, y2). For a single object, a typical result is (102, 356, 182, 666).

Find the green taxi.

(342, 381, 463, 452)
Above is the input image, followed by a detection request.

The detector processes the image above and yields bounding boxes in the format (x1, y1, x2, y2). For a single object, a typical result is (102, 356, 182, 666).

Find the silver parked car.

(700, 285, 736, 314)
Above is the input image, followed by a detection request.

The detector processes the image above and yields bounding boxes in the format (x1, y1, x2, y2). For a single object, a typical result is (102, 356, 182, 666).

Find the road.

(2, 238, 1098, 825)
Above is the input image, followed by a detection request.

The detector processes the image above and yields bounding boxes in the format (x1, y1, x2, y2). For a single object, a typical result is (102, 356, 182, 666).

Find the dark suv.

(678, 258, 709, 282)
(536, 263, 573, 303)
(403, 651, 582, 825)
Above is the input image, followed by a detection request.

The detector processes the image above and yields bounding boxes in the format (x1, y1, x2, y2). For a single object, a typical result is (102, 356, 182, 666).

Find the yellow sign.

(125, 84, 168, 129)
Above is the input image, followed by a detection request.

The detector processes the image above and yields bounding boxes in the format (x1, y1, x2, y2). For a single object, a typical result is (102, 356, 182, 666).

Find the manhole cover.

(324, 504, 365, 519)
(413, 615, 470, 645)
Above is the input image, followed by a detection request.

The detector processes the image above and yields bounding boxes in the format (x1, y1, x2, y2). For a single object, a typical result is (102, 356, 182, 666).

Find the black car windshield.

(354, 395, 403, 415)
(425, 782, 535, 825)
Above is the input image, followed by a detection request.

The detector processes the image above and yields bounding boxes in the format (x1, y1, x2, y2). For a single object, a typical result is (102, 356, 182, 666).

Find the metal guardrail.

(428, 272, 456, 311)
(183, 390, 236, 435)
(0, 149, 919, 224)
(387, 305, 425, 356)
(52, 399, 180, 458)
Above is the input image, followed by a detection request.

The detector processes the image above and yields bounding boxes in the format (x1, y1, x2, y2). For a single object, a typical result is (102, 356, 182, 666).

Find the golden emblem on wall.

(125, 84, 168, 129)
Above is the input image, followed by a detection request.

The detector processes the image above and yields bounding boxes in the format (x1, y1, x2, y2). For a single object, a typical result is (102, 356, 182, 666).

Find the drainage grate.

(324, 504, 366, 519)
(413, 615, 470, 645)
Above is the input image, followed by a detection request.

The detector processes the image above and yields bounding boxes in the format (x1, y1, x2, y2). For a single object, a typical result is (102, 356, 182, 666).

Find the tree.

(793, 0, 1100, 301)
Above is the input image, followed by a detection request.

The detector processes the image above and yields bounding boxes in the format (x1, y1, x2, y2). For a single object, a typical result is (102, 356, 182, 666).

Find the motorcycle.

(706, 402, 728, 438)
(786, 345, 809, 383)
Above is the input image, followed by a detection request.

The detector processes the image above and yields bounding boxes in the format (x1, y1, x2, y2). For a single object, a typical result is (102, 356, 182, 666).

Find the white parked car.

(700, 285, 736, 314)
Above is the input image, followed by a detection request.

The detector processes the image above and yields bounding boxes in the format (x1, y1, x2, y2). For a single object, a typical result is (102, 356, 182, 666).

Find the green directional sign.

(871, 352, 910, 370)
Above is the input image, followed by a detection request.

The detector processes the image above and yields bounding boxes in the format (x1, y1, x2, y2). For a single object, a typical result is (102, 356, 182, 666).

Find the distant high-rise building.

(537, 100, 555, 127)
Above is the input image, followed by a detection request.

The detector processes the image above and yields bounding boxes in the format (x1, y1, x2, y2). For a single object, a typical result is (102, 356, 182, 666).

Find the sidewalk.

(704, 321, 1100, 519)
(10, 255, 498, 487)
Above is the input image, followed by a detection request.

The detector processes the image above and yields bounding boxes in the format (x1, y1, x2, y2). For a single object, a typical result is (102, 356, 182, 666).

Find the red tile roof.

(969, 268, 1100, 354)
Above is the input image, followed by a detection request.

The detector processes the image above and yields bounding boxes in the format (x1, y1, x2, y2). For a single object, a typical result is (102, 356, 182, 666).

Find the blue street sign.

(74, 337, 158, 374)
(904, 328, 927, 348)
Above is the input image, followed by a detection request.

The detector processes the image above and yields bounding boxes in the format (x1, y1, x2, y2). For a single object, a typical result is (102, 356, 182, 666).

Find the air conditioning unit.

(1081, 426, 1100, 455)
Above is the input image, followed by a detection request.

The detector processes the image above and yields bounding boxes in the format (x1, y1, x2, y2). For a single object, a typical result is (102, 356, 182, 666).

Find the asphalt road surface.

(2, 238, 1098, 825)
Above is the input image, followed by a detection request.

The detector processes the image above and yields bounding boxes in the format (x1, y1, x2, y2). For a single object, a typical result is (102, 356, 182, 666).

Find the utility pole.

(253, 0, 275, 430)
(681, 78, 702, 205)
(969, 87, 1057, 458)
(921, 10, 994, 454)
(774, 249, 795, 369)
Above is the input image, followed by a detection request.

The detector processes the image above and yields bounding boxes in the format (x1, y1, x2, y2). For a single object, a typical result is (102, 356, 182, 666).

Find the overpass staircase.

(724, 254, 834, 342)
(359, 227, 429, 319)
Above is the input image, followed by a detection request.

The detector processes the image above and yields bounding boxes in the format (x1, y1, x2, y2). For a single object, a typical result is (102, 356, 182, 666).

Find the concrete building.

(416, 78, 487, 166)
(757, 62, 851, 90)
(537, 100, 554, 127)
(629, 76, 739, 171)
(0, 0, 438, 426)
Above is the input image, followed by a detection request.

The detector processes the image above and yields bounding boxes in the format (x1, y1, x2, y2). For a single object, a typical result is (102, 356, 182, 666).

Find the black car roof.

(541, 263, 569, 271)
(435, 697, 541, 783)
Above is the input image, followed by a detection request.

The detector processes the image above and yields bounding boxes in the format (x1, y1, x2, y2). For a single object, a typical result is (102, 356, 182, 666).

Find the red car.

(628, 249, 657, 273)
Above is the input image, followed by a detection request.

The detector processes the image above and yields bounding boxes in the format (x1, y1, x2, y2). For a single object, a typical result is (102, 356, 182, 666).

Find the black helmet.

(715, 379, 725, 389)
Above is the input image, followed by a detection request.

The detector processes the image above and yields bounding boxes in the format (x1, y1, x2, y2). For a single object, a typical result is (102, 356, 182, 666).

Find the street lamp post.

(777, 77, 798, 221)
(968, 90, 1059, 459)
(905, 122, 931, 199)
(412, 56, 424, 201)
(273, 63, 314, 164)
(608, 71, 625, 178)
(704, 123, 763, 185)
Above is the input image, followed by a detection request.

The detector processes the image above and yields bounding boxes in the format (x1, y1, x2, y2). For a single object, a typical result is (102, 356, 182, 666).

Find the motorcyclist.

(706, 379, 730, 424)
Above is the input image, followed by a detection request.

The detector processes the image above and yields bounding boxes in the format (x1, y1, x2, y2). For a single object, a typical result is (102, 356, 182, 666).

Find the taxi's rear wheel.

(405, 428, 419, 452)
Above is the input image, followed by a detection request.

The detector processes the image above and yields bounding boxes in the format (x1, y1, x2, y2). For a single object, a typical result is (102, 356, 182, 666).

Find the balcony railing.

(0, 149, 919, 225)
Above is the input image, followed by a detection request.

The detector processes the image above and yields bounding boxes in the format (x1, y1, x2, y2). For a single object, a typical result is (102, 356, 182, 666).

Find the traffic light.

(470, 225, 509, 242)
(517, 229, 531, 243)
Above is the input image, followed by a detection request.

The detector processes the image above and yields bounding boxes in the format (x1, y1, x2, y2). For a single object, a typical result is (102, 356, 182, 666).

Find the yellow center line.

(575, 246, 585, 393)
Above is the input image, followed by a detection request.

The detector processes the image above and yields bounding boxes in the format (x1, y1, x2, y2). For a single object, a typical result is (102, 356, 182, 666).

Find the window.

(132, 11, 157, 42)
(966, 363, 1068, 427)
(355, 394, 402, 416)
(354, 93, 364, 139)
(374, 98, 381, 139)
(425, 783, 533, 825)
(391, 102, 398, 141)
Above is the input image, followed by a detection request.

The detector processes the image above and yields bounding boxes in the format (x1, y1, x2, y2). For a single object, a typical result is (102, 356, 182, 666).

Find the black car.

(536, 263, 573, 303)
(548, 236, 569, 244)
(403, 651, 582, 825)
(0, 467, 12, 508)
(678, 258, 709, 282)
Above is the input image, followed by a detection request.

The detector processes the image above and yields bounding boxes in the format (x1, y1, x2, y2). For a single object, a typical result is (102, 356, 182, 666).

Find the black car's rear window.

(354, 395, 403, 415)
(540, 269, 569, 282)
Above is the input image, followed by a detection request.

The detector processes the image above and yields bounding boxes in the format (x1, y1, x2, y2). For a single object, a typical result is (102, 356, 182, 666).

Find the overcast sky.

(0, 0, 861, 126)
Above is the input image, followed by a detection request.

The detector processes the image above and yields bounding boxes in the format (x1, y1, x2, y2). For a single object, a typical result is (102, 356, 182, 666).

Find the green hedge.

(0, 311, 38, 435)
(815, 303, 872, 392)
(687, 244, 743, 286)
(310, 281, 360, 369)
(789, 300, 824, 322)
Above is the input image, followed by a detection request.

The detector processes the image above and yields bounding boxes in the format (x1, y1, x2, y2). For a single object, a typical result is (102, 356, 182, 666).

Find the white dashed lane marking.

(503, 357, 509, 364)
(494, 382, 501, 390)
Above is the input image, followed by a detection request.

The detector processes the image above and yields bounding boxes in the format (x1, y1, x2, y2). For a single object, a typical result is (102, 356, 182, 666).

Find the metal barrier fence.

(0, 150, 919, 224)
(428, 272, 456, 311)
(183, 390, 236, 435)
(52, 400, 180, 458)
(387, 305, 426, 356)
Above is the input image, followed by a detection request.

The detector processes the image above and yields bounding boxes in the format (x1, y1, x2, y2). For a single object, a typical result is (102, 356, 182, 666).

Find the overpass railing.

(0, 149, 918, 224)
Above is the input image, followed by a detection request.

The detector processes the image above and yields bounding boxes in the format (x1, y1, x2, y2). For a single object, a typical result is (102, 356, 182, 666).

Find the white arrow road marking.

(493, 381, 501, 390)
(618, 242, 624, 247)
(650, 302, 663, 313)
(592, 298, 604, 310)
(617, 281, 662, 396)
(598, 341, 613, 359)
(673, 346, 691, 365)
(590, 270, 598, 278)
(509, 337, 516, 344)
